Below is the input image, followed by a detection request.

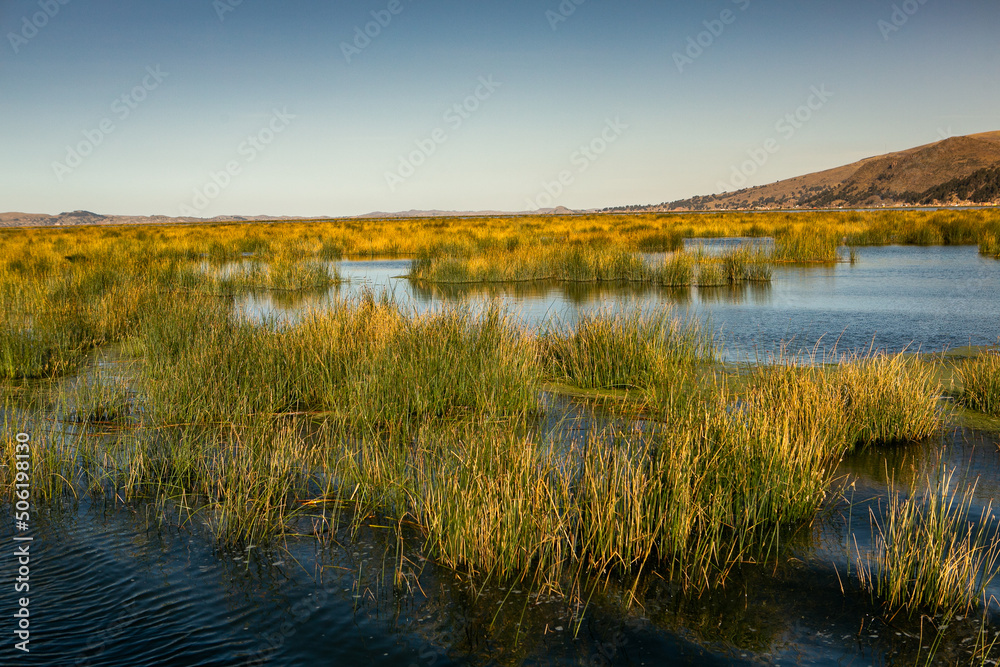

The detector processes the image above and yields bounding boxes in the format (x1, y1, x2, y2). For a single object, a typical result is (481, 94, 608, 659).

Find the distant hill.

(0, 208, 584, 229)
(355, 206, 577, 219)
(0, 210, 313, 228)
(614, 131, 1000, 211)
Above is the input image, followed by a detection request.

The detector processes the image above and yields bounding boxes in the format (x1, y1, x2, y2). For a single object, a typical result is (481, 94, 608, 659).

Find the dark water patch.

(4, 421, 1000, 665)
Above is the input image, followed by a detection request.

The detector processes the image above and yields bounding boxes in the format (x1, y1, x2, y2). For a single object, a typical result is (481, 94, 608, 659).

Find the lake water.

(4, 243, 1000, 666)
(242, 243, 1000, 361)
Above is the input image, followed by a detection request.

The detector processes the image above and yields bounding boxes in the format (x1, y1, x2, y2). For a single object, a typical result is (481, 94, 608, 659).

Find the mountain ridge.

(616, 130, 1000, 212)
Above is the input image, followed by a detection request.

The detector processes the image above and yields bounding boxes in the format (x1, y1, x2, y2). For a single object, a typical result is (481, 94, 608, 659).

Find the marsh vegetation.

(2, 209, 1000, 663)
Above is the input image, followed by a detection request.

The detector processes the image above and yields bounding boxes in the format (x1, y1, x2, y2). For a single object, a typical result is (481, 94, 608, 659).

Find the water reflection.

(235, 243, 1000, 361)
(410, 279, 697, 307)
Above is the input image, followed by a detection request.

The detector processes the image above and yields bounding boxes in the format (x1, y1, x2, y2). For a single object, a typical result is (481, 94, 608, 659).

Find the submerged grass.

(857, 471, 1000, 617)
(61, 373, 136, 424)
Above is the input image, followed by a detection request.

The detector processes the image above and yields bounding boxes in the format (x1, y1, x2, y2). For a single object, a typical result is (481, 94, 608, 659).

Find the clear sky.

(2, 0, 998, 217)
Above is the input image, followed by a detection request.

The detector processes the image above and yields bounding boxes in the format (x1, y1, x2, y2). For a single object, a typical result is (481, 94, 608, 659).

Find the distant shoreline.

(3, 205, 1000, 230)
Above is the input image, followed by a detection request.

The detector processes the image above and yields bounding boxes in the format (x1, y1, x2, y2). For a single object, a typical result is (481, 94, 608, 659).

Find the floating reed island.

(409, 243, 772, 287)
(2, 209, 1000, 623)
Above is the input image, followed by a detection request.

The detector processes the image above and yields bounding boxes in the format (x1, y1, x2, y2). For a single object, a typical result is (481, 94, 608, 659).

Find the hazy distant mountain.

(0, 207, 583, 228)
(614, 131, 1000, 212)
(0, 211, 310, 228)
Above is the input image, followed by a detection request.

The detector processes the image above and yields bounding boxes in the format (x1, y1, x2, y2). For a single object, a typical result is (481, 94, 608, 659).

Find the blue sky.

(2, 0, 998, 217)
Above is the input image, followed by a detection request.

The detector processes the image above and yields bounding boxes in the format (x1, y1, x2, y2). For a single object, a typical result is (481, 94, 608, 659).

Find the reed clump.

(636, 230, 685, 252)
(139, 294, 540, 429)
(958, 352, 1000, 416)
(62, 374, 136, 424)
(835, 353, 943, 448)
(657, 251, 696, 286)
(302, 299, 541, 429)
(198, 422, 317, 545)
(744, 352, 943, 452)
(541, 309, 714, 392)
(165, 259, 338, 295)
(980, 234, 1000, 259)
(388, 348, 943, 590)
(361, 400, 846, 590)
(721, 246, 772, 282)
(771, 229, 841, 263)
(844, 209, 995, 246)
(857, 472, 1000, 617)
(407, 420, 572, 580)
(242, 259, 338, 292)
(411, 244, 770, 288)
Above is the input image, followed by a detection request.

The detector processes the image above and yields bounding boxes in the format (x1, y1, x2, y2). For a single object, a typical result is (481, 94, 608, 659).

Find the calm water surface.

(242, 243, 1000, 360)
(3, 243, 1000, 666)
(6, 427, 1000, 666)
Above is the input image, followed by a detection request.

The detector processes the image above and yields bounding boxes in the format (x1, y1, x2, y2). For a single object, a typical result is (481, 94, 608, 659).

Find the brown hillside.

(838, 136, 1000, 195)
(647, 131, 1000, 211)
